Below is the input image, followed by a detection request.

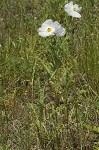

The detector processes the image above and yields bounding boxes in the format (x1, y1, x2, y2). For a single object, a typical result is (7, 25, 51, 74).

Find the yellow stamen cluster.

(47, 28, 52, 32)
(72, 7, 77, 11)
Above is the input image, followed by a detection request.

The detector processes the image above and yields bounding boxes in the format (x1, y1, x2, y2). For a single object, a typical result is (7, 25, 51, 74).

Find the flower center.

(47, 28, 52, 32)
(72, 7, 77, 11)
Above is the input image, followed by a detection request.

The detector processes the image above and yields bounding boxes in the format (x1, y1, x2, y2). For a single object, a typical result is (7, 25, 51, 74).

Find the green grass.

(0, 0, 99, 149)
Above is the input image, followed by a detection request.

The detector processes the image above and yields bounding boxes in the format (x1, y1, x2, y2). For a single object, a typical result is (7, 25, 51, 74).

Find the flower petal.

(53, 21, 66, 37)
(64, 1, 73, 10)
(69, 11, 81, 18)
(68, 1, 73, 7)
(56, 28, 66, 37)
(64, 3, 71, 10)
(77, 7, 82, 12)
(73, 4, 79, 10)
(39, 31, 55, 37)
(42, 19, 53, 25)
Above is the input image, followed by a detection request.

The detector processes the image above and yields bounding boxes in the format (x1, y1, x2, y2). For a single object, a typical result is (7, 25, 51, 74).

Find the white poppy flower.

(64, 1, 82, 18)
(38, 19, 65, 37)
(38, 19, 56, 37)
